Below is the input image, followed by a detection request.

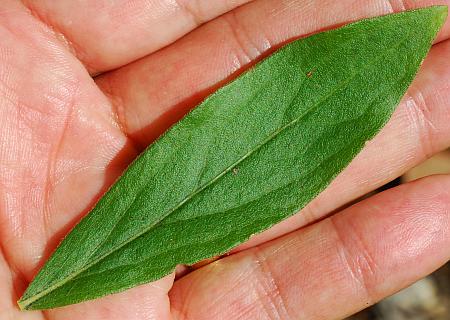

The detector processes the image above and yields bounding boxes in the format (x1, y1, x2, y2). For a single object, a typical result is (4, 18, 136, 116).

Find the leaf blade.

(19, 6, 448, 310)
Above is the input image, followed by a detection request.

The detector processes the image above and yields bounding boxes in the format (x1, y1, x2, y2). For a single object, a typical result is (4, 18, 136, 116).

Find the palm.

(1, 1, 449, 319)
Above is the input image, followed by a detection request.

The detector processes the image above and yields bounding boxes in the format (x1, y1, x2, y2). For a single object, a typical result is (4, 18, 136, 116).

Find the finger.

(45, 274, 174, 320)
(96, 0, 450, 147)
(236, 38, 450, 250)
(170, 175, 450, 320)
(21, 0, 254, 73)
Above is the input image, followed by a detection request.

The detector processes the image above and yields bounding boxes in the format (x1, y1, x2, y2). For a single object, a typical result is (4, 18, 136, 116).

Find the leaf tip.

(17, 298, 28, 311)
(17, 293, 39, 311)
(433, 5, 448, 25)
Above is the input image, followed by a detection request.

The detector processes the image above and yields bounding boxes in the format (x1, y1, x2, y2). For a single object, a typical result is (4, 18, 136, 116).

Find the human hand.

(1, 1, 449, 319)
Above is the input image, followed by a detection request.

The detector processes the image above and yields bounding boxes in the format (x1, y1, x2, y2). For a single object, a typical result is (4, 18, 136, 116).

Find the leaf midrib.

(20, 31, 410, 309)
(65, 125, 370, 282)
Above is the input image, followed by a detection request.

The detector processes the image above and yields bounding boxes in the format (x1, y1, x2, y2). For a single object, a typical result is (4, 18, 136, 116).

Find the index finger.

(21, 0, 254, 73)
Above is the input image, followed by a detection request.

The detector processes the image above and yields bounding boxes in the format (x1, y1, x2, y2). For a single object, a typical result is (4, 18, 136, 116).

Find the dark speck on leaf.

(232, 168, 239, 175)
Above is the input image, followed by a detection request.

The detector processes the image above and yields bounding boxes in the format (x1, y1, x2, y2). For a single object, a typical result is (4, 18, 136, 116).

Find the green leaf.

(18, 6, 447, 310)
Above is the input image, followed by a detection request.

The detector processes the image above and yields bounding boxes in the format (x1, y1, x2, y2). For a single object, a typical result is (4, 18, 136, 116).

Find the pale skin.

(1, 0, 450, 319)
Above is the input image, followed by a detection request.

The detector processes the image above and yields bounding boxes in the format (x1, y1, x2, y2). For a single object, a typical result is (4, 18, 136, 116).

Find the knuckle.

(329, 217, 379, 305)
(250, 247, 291, 320)
(404, 90, 437, 159)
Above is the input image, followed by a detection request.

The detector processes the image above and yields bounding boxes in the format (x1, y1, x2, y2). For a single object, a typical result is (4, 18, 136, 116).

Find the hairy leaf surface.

(19, 6, 447, 310)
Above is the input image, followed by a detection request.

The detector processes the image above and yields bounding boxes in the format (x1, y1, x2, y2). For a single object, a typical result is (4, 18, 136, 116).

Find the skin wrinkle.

(98, 77, 131, 142)
(404, 89, 438, 160)
(226, 9, 270, 61)
(222, 12, 255, 67)
(269, 0, 310, 20)
(328, 217, 377, 307)
(208, 262, 255, 310)
(52, 166, 104, 188)
(345, 213, 382, 285)
(219, 267, 260, 319)
(250, 247, 291, 320)
(386, 0, 407, 11)
(42, 85, 78, 243)
(211, 246, 291, 320)
(173, 0, 205, 26)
